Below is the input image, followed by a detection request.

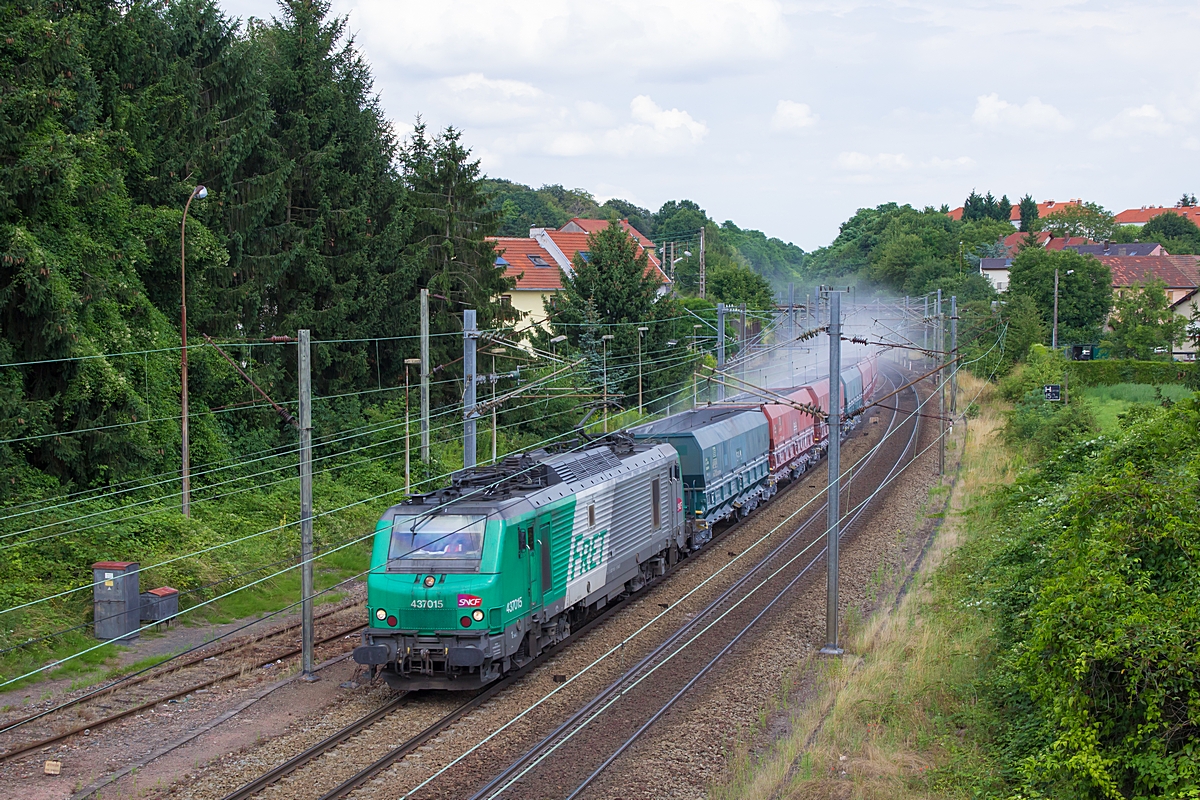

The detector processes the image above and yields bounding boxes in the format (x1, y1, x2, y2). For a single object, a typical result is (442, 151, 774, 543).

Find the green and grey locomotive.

(353, 437, 684, 689)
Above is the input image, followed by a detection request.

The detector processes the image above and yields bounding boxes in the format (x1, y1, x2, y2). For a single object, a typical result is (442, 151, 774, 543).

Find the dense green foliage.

(963, 189, 1011, 223)
(0, 0, 515, 498)
(1141, 212, 1200, 255)
(537, 222, 691, 407)
(803, 201, 1005, 300)
(974, 392, 1200, 797)
(1035, 201, 1117, 241)
(1103, 280, 1187, 359)
(483, 181, 808, 294)
(1018, 194, 1039, 232)
(1008, 248, 1113, 345)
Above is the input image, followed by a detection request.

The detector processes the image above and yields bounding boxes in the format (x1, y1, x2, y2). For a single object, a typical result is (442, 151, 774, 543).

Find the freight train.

(352, 354, 879, 689)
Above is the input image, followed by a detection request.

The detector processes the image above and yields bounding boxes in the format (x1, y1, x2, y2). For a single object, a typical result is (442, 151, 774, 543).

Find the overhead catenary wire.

(0, 376, 713, 688)
(402, 326, 1010, 799)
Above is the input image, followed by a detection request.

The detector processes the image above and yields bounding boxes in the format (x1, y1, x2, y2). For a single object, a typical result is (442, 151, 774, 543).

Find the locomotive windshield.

(387, 513, 487, 572)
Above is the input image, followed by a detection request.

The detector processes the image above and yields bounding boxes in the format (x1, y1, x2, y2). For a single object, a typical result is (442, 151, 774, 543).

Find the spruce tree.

(402, 122, 515, 402)
(1019, 194, 1039, 232)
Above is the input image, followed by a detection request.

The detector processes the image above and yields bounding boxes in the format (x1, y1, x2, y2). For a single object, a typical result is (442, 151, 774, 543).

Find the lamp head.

(550, 335, 567, 344)
(193, 185, 208, 200)
(601, 334, 614, 341)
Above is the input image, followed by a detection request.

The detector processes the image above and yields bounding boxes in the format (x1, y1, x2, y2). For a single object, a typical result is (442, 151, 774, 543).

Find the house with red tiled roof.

(490, 218, 670, 331)
(947, 199, 1081, 227)
(1100, 254, 1200, 358)
(1114, 205, 1200, 227)
(997, 230, 1093, 258)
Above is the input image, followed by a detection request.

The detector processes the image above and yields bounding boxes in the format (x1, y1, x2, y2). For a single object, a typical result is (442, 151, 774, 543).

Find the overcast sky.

(221, 0, 1199, 250)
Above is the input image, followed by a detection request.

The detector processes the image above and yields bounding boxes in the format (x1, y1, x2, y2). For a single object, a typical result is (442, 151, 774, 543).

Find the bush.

(1005, 390, 1098, 458)
(976, 399, 1200, 798)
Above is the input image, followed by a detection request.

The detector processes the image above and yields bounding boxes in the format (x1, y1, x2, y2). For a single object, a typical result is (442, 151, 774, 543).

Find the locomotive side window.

(588, 504, 596, 527)
(651, 479, 661, 528)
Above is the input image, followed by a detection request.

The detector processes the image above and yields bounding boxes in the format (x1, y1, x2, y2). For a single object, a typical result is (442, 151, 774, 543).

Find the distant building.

(979, 257, 1012, 292)
(947, 198, 1081, 228)
(1068, 242, 1166, 257)
(1099, 255, 1200, 359)
(1113, 206, 1200, 228)
(490, 218, 670, 332)
(998, 230, 1092, 257)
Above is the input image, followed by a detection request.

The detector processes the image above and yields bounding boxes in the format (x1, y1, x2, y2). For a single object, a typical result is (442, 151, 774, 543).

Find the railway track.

(215, 368, 921, 800)
(0, 602, 366, 763)
(466, 371, 921, 800)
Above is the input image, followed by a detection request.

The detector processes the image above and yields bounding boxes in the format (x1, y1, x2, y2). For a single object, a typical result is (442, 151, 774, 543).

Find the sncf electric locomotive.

(353, 353, 880, 689)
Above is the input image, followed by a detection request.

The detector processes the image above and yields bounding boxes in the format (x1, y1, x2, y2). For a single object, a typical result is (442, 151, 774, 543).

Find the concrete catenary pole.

(698, 226, 706, 300)
(420, 288, 430, 463)
(463, 309, 477, 469)
(937, 290, 945, 476)
(297, 330, 316, 679)
(950, 295, 959, 416)
(716, 302, 726, 401)
(821, 290, 843, 656)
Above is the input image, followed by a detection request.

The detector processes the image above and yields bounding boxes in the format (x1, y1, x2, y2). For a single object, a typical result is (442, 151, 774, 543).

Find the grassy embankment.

(714, 372, 1016, 798)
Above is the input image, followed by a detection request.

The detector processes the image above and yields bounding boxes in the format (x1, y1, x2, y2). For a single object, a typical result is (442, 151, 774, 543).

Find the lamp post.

(601, 334, 614, 432)
(403, 357, 421, 494)
(637, 327, 648, 414)
(180, 184, 207, 517)
(1052, 268, 1075, 350)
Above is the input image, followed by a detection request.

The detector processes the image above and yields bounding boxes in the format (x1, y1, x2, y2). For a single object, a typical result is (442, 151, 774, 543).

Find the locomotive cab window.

(651, 479, 661, 528)
(388, 513, 486, 573)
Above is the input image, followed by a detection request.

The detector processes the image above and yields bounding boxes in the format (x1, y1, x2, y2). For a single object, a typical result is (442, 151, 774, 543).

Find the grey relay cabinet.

(92, 561, 140, 641)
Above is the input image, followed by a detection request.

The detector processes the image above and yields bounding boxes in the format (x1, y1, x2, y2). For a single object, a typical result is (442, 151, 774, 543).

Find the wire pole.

(179, 185, 205, 517)
(420, 288, 430, 463)
(464, 309, 477, 469)
(1052, 268, 1060, 351)
(821, 290, 843, 656)
(717, 303, 726, 401)
(297, 329, 317, 680)
(698, 226, 706, 299)
(950, 295, 959, 416)
(937, 290, 945, 476)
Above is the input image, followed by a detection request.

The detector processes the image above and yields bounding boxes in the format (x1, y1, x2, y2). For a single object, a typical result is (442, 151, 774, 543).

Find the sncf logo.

(457, 594, 483, 608)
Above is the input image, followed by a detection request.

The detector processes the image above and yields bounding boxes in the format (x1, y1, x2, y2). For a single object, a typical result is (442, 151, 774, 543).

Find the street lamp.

(1052, 268, 1075, 350)
(488, 347, 506, 463)
(601, 334, 614, 432)
(403, 358, 421, 493)
(637, 327, 648, 414)
(180, 184, 206, 517)
(550, 334, 566, 360)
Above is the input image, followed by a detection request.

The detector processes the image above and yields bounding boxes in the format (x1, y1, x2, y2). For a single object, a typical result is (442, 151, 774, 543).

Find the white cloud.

(771, 100, 818, 131)
(972, 93, 1072, 131)
(439, 73, 544, 125)
(352, 0, 787, 76)
(836, 152, 911, 171)
(443, 73, 541, 98)
(1092, 104, 1174, 139)
(1186, 137, 1200, 151)
(928, 156, 976, 170)
(548, 96, 708, 157)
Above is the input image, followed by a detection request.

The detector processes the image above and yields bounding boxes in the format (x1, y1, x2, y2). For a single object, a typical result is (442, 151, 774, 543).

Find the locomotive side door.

(535, 510, 552, 611)
(669, 461, 683, 544)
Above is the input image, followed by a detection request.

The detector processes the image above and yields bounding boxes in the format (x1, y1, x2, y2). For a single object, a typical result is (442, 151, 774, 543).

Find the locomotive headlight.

(375, 608, 387, 621)
(423, 575, 436, 588)
(471, 609, 485, 622)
